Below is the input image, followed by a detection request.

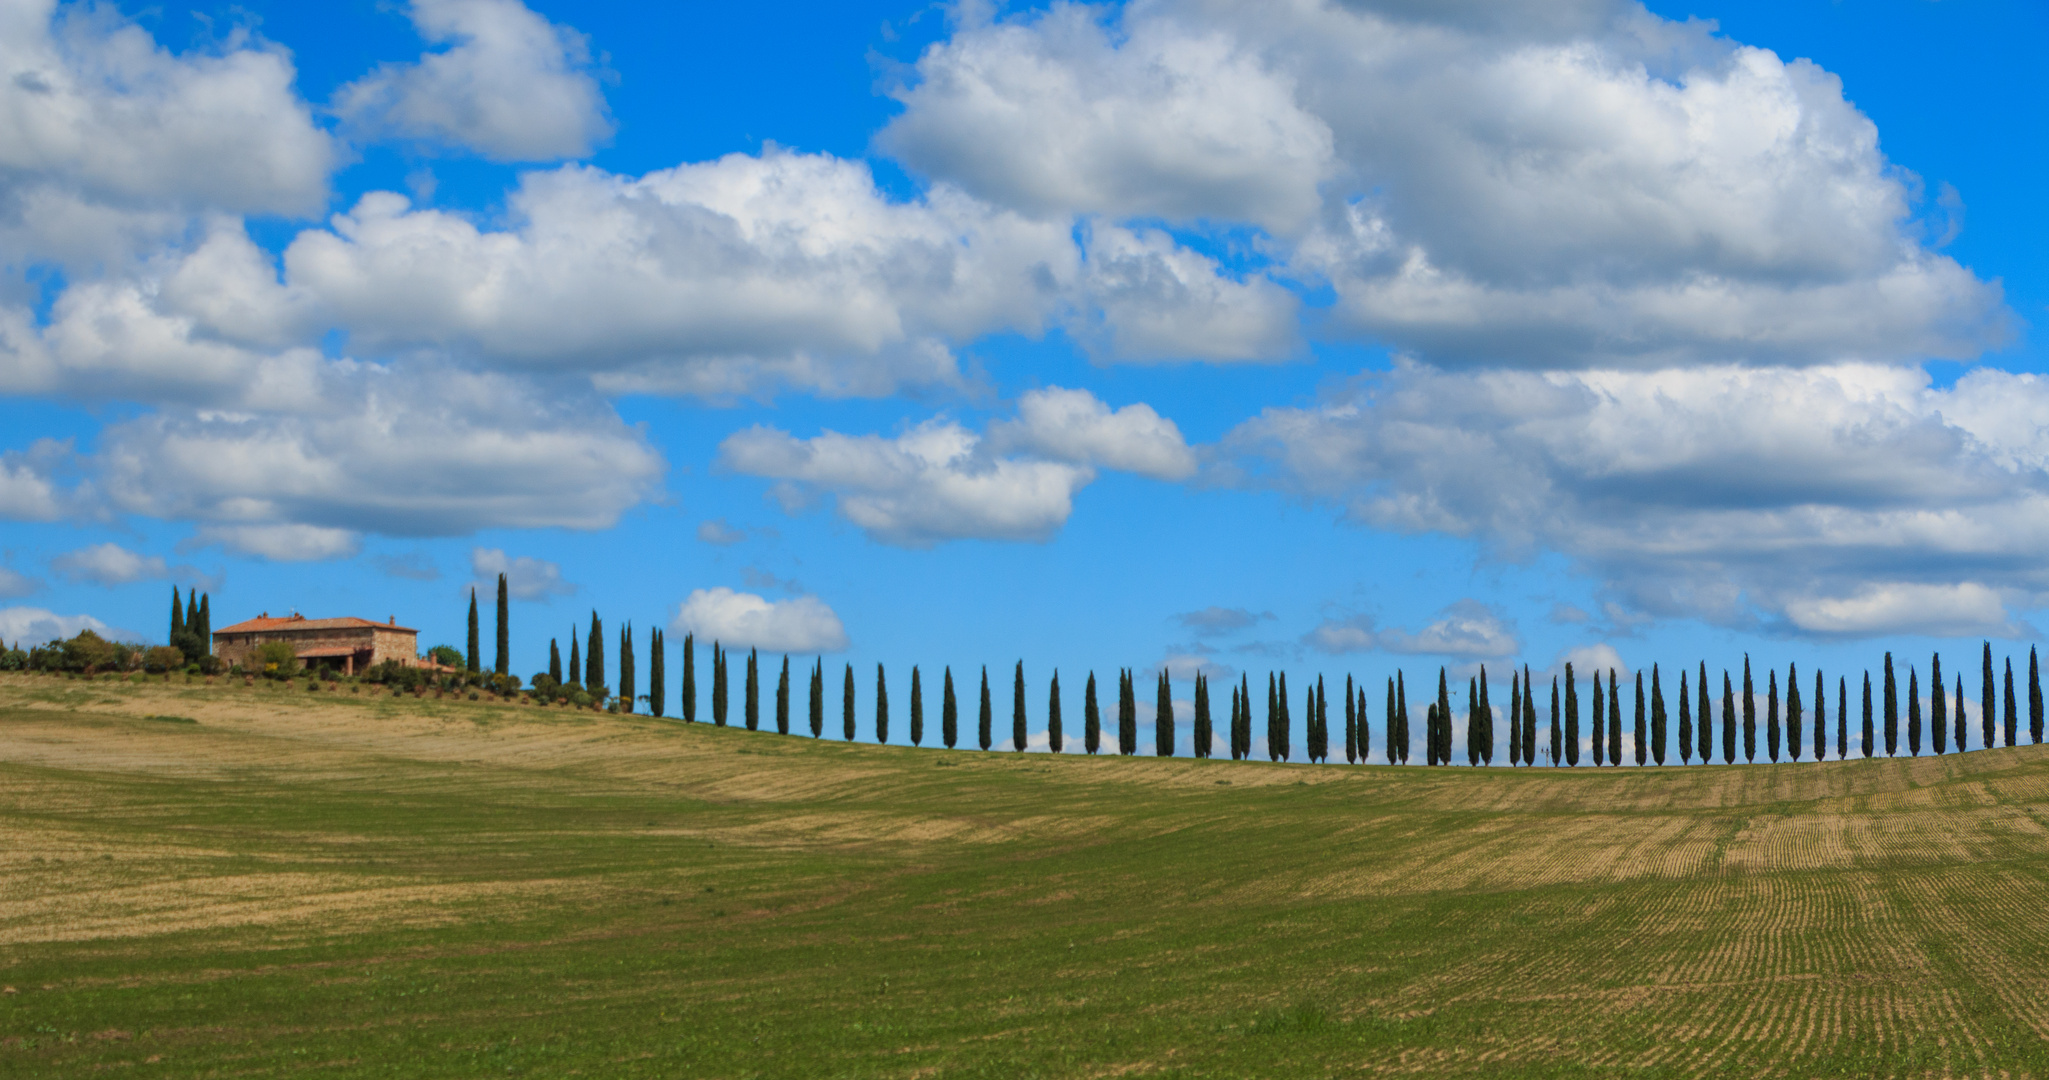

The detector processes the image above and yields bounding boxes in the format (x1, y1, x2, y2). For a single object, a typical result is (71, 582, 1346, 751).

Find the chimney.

(389, 616, 395, 625)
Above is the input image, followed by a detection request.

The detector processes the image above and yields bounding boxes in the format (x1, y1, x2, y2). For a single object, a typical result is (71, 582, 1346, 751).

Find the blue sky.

(3, 0, 2046, 758)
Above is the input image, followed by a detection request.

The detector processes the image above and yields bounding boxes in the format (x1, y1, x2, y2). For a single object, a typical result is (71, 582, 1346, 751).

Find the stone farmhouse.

(212, 613, 419, 675)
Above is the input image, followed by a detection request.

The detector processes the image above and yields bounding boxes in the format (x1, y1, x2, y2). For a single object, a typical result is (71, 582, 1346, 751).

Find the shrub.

(428, 644, 464, 669)
(254, 641, 299, 678)
(144, 646, 187, 673)
(1, 644, 30, 671)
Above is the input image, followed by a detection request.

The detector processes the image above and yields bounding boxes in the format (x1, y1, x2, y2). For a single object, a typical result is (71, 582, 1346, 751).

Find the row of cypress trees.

(167, 586, 212, 662)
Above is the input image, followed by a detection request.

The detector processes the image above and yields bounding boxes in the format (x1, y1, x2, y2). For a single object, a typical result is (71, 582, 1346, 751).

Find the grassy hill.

(4, 672, 2049, 1078)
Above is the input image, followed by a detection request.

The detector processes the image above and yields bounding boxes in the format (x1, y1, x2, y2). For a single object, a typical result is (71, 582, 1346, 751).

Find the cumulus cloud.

(672, 587, 849, 653)
(471, 547, 575, 599)
(0, 567, 37, 598)
(50, 542, 210, 586)
(720, 387, 1191, 546)
(333, 0, 612, 161)
(1226, 362, 2049, 636)
(194, 524, 360, 562)
(0, 605, 116, 645)
(1308, 600, 1520, 658)
(883, 0, 2007, 368)
(0, 438, 73, 521)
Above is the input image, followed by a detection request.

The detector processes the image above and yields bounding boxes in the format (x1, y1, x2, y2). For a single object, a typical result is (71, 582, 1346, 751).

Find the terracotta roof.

(213, 614, 417, 636)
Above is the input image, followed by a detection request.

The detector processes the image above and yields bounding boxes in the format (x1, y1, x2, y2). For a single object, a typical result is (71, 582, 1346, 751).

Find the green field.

(5, 673, 2049, 1078)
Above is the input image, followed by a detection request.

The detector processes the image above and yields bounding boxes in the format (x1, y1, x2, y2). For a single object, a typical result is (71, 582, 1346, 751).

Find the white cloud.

(98, 362, 665, 541)
(471, 546, 575, 599)
(1227, 362, 2049, 636)
(1071, 225, 1300, 363)
(672, 587, 849, 653)
(1308, 599, 1520, 658)
(0, 605, 114, 645)
(0, 438, 70, 521)
(883, 0, 2007, 368)
(333, 0, 612, 161)
(51, 542, 166, 585)
(696, 519, 747, 546)
(989, 386, 1196, 480)
(0, 567, 37, 598)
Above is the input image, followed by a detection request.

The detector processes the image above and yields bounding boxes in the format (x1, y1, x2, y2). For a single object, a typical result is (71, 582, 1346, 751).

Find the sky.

(2, 0, 2047, 759)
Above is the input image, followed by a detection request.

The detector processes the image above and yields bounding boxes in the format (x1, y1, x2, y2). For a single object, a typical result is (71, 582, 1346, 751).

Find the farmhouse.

(212, 613, 419, 675)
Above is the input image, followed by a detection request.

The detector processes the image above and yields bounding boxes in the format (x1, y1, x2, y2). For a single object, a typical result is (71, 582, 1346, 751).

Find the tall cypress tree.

(2004, 657, 2018, 748)
(980, 667, 994, 751)
(1228, 684, 1241, 760)
(1837, 676, 1848, 760)
(1549, 675, 1561, 766)
(495, 574, 509, 676)
(1313, 675, 1329, 762)
(1954, 673, 1966, 753)
(1387, 677, 1399, 764)
(1466, 675, 1481, 766)
(711, 643, 726, 726)
(1861, 671, 1874, 758)
(1907, 666, 1921, 756)
(1435, 669, 1451, 767)
(942, 667, 958, 748)
(1279, 673, 1294, 762)
(169, 586, 184, 652)
(1650, 665, 1666, 765)
(1787, 664, 1802, 762)
(1635, 669, 1648, 766)
(1359, 687, 1371, 763)
(1678, 668, 1693, 764)
(1882, 652, 1898, 757)
(875, 664, 890, 744)
(843, 663, 857, 741)
(1508, 673, 1522, 768)
(1813, 668, 1827, 761)
(1564, 663, 1580, 767)
(1741, 656, 1756, 763)
(1931, 653, 1946, 755)
(650, 629, 665, 718)
(1266, 674, 1280, 762)
(1608, 669, 1622, 767)
(1013, 661, 1026, 752)
(1982, 641, 1996, 751)
(197, 592, 210, 644)
(777, 655, 791, 735)
(1155, 668, 1174, 757)
(1479, 668, 1493, 765)
(549, 639, 562, 684)
(569, 627, 580, 687)
(1699, 662, 1713, 764)
(1118, 669, 1135, 756)
(1047, 670, 1062, 754)
(466, 589, 480, 673)
(810, 658, 824, 737)
(1765, 668, 1778, 762)
(587, 612, 603, 693)
(910, 666, 923, 746)
(1721, 671, 1736, 765)
(1310, 682, 1322, 763)
(681, 634, 695, 723)
(1194, 673, 1211, 759)
(745, 648, 759, 730)
(1083, 671, 1100, 755)
(619, 624, 634, 713)
(1399, 672, 1412, 764)
(1347, 675, 1360, 764)
(1590, 671, 1605, 767)
(2032, 647, 2044, 745)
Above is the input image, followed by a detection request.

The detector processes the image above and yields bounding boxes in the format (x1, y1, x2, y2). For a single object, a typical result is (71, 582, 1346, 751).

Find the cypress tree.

(1699, 662, 1713, 764)
(1047, 670, 1061, 754)
(810, 659, 824, 737)
(1635, 669, 1648, 766)
(1425, 704, 1439, 765)
(1508, 673, 1522, 768)
(1398, 672, 1411, 764)
(711, 643, 726, 726)
(1194, 673, 1211, 759)
(650, 629, 665, 718)
(1742, 656, 1756, 763)
(1765, 668, 1778, 762)
(549, 639, 562, 684)
(1228, 684, 1242, 759)
(495, 573, 509, 676)
(619, 624, 634, 713)
(1650, 665, 1666, 765)
(1013, 661, 1026, 752)
(1590, 671, 1605, 767)
(1550, 675, 1561, 766)
(466, 589, 480, 673)
(844, 663, 857, 741)
(1437, 668, 1452, 767)
(1310, 682, 1321, 762)
(1314, 676, 1329, 762)
(1083, 671, 1100, 755)
(2004, 657, 2018, 748)
(1466, 676, 1481, 766)
(910, 665, 924, 746)
(1243, 674, 1256, 760)
(876, 663, 889, 744)
(1883, 652, 1898, 757)
(1955, 673, 1967, 753)
(187, 591, 201, 641)
(1347, 675, 1359, 764)
(682, 634, 696, 724)
(1721, 672, 1736, 765)
(1608, 669, 1622, 767)
(1931, 654, 1946, 755)
(197, 592, 210, 649)
(1564, 663, 1580, 767)
(777, 655, 790, 735)
(2032, 647, 2044, 744)
(614, 627, 631, 709)
(1678, 668, 1693, 764)
(980, 667, 994, 751)
(1861, 672, 1874, 758)
(1266, 674, 1279, 762)
(169, 586, 183, 647)
(1279, 672, 1294, 762)
(943, 667, 958, 748)
(1479, 667, 1493, 765)
(569, 627, 580, 687)
(1787, 664, 1802, 762)
(1386, 677, 1399, 764)
(1156, 668, 1174, 757)
(1907, 666, 1921, 756)
(745, 648, 759, 730)
(587, 612, 603, 693)
(1814, 668, 1828, 761)
(1982, 641, 1996, 751)
(1119, 669, 1135, 756)
(1837, 677, 1848, 760)
(1359, 687, 1371, 763)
